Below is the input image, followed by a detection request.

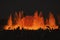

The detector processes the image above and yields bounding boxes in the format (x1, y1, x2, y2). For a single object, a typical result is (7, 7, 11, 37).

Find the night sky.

(0, 0, 60, 40)
(0, 0, 60, 19)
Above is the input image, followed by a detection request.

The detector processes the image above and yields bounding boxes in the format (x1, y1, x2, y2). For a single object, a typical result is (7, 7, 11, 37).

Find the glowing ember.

(3, 11, 59, 30)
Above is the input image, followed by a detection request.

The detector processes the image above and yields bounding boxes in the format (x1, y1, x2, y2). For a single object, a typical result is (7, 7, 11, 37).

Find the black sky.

(0, 0, 60, 19)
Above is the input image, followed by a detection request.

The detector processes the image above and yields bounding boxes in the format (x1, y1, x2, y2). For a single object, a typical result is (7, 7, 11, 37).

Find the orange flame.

(3, 11, 59, 30)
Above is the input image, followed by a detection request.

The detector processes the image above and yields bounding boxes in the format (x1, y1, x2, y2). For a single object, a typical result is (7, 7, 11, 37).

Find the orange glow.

(3, 11, 59, 30)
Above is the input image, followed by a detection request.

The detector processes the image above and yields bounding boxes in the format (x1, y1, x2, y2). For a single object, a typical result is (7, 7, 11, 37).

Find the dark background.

(0, 0, 60, 40)
(0, 0, 60, 19)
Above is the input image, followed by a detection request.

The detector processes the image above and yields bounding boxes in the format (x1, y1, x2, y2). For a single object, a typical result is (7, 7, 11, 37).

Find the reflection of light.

(3, 11, 58, 30)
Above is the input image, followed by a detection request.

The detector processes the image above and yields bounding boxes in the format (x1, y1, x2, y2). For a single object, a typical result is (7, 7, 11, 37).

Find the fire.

(3, 11, 59, 30)
(48, 12, 58, 30)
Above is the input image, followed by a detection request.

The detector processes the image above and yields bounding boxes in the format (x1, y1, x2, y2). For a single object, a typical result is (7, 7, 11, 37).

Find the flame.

(48, 12, 58, 30)
(3, 11, 59, 30)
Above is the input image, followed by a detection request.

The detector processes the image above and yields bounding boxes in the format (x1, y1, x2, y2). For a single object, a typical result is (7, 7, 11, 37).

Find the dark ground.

(0, 29, 60, 40)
